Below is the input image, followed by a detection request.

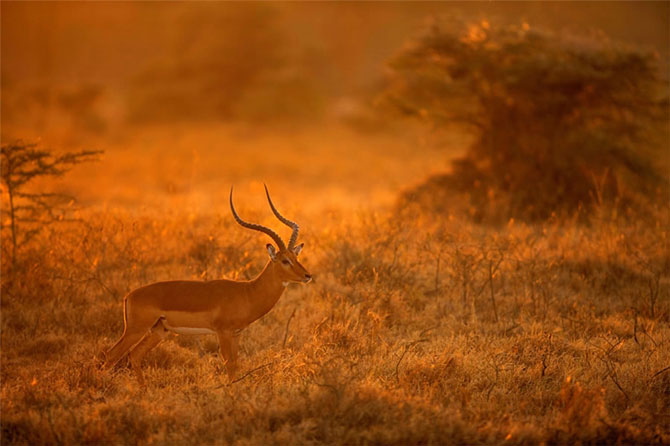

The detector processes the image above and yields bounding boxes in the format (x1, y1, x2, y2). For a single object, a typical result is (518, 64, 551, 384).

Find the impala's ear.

(292, 243, 304, 256)
(266, 244, 278, 260)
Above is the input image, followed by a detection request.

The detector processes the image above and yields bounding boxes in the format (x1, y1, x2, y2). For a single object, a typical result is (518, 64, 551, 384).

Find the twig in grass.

(216, 361, 275, 388)
(639, 321, 658, 348)
(605, 337, 625, 355)
(488, 258, 500, 323)
(541, 334, 553, 378)
(30, 313, 42, 338)
(633, 310, 640, 347)
(486, 355, 501, 400)
(313, 316, 329, 335)
(231, 362, 274, 384)
(601, 356, 629, 404)
(314, 381, 341, 400)
(502, 323, 519, 336)
(647, 274, 660, 319)
(593, 334, 624, 356)
(650, 365, 670, 381)
(607, 369, 630, 403)
(485, 381, 497, 401)
(419, 325, 439, 337)
(282, 307, 297, 349)
(45, 405, 64, 446)
(433, 253, 441, 296)
(394, 338, 428, 383)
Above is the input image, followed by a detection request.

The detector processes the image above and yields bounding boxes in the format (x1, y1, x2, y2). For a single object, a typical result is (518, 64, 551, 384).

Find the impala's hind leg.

(129, 317, 169, 386)
(104, 331, 145, 370)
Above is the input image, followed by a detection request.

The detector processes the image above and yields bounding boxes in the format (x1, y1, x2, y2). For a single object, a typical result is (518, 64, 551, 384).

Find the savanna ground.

(2, 123, 669, 445)
(2, 3, 670, 445)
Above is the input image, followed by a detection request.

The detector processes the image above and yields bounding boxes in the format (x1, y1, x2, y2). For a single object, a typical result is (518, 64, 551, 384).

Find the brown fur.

(104, 247, 311, 382)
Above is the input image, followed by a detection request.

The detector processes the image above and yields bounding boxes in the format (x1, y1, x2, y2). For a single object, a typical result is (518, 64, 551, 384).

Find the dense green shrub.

(385, 19, 668, 222)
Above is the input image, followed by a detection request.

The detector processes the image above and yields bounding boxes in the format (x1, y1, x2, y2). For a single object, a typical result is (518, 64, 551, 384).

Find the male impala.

(103, 185, 311, 384)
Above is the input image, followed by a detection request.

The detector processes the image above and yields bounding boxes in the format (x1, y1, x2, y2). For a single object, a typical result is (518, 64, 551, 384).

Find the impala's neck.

(247, 260, 286, 322)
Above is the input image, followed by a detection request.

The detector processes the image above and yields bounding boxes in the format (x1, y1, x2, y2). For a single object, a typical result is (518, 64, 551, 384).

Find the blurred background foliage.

(385, 18, 668, 222)
(3, 2, 667, 128)
(1, 2, 668, 223)
(123, 5, 327, 124)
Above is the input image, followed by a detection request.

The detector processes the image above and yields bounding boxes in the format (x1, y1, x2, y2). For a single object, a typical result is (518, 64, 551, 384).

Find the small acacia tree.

(385, 19, 667, 222)
(1, 141, 102, 270)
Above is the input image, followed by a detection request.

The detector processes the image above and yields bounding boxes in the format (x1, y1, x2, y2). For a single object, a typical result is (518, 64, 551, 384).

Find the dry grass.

(2, 3, 668, 443)
(2, 190, 668, 444)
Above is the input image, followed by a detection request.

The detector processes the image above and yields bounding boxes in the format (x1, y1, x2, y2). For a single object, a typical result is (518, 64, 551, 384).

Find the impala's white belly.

(160, 311, 217, 335)
(165, 326, 217, 335)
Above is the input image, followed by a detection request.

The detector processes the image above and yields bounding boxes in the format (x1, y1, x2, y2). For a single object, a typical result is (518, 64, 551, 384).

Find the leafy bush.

(384, 19, 668, 222)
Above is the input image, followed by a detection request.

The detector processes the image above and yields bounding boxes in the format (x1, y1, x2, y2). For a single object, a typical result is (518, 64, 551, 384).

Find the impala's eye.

(282, 259, 291, 266)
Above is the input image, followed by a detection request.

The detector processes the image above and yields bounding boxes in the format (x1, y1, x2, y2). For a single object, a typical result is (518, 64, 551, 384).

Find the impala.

(103, 185, 311, 384)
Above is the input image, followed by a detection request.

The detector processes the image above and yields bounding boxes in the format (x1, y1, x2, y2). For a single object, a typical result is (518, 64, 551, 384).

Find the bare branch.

(394, 338, 429, 383)
(1, 140, 102, 270)
(282, 307, 298, 349)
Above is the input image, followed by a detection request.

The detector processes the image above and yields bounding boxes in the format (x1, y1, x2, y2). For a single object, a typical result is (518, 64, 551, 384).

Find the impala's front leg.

(217, 330, 239, 379)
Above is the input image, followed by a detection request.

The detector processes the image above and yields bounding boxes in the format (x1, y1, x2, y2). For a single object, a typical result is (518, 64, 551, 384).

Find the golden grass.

(1, 125, 668, 445)
(2, 197, 668, 445)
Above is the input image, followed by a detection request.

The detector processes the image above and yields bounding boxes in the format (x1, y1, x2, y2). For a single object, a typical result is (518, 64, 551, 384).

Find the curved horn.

(230, 187, 286, 251)
(264, 184, 299, 249)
